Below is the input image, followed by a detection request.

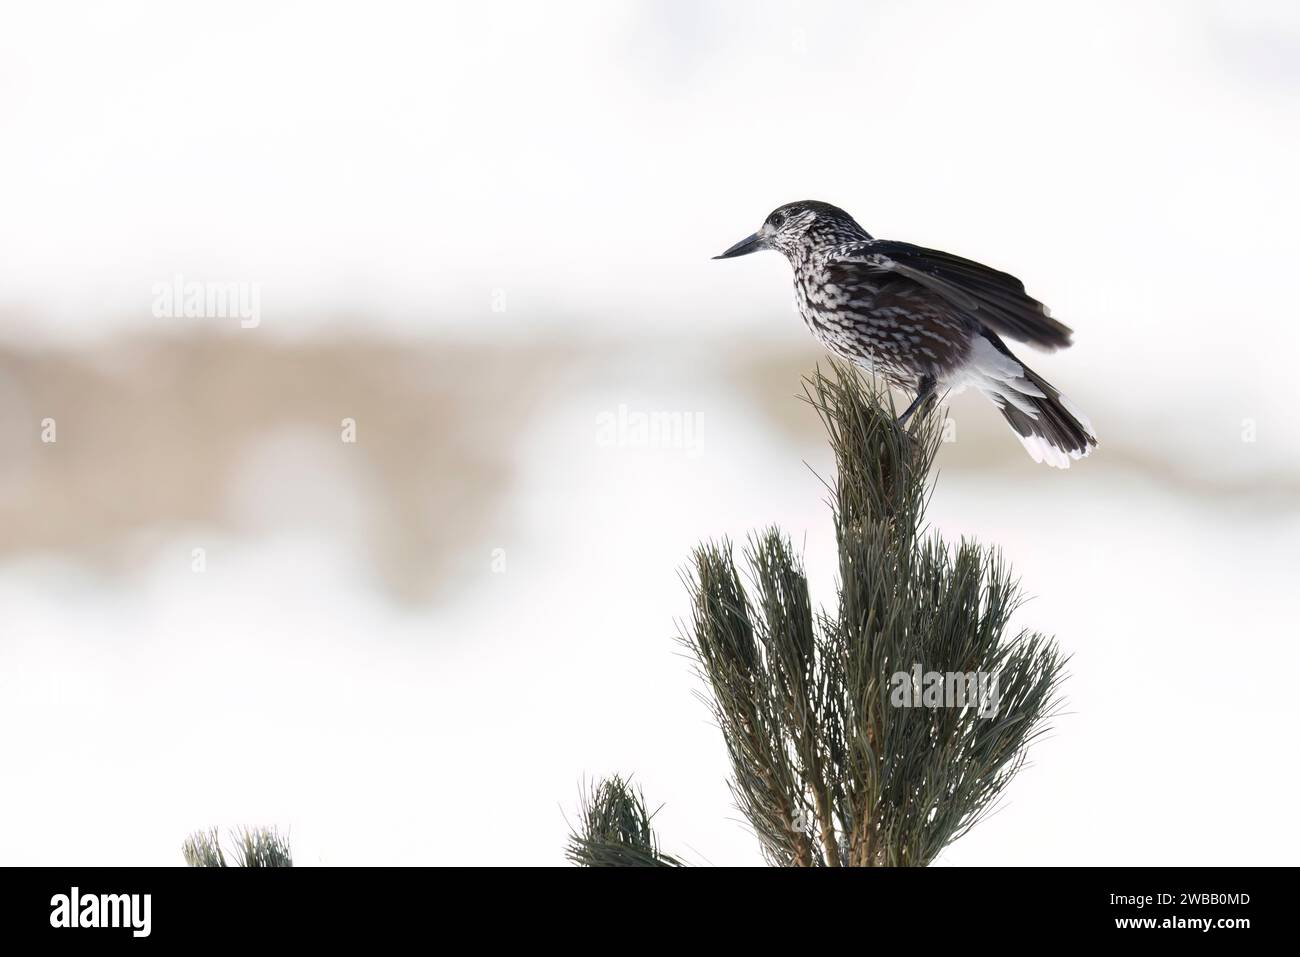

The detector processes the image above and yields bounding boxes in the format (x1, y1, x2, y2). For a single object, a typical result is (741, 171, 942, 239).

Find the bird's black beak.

(713, 232, 766, 259)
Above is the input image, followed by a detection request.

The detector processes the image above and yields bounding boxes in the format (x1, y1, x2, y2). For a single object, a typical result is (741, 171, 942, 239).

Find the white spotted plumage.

(716, 200, 1098, 468)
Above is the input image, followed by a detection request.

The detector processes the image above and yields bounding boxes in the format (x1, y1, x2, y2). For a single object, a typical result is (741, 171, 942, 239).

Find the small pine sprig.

(182, 826, 293, 867)
(566, 776, 683, 867)
(181, 828, 226, 868)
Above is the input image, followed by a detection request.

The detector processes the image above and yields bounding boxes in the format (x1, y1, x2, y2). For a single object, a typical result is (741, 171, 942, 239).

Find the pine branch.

(569, 360, 1069, 867)
(182, 827, 293, 867)
(680, 362, 1067, 866)
(230, 826, 294, 867)
(181, 828, 226, 868)
(808, 362, 1067, 865)
(683, 541, 822, 865)
(566, 776, 684, 867)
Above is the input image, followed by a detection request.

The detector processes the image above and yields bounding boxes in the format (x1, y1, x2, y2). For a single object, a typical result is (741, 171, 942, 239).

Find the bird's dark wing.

(826, 240, 1074, 351)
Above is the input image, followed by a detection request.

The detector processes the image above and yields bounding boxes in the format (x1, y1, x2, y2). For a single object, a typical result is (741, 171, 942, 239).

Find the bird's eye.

(769, 214, 785, 229)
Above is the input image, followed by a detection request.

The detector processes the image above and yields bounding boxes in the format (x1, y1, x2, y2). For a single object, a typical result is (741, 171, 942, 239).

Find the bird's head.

(714, 201, 870, 261)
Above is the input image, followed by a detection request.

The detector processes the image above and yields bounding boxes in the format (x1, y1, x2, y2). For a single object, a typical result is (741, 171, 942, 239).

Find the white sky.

(3, 1, 1299, 351)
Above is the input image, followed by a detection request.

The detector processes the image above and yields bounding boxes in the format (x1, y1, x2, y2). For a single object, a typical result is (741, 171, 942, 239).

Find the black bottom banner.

(0, 865, 1281, 945)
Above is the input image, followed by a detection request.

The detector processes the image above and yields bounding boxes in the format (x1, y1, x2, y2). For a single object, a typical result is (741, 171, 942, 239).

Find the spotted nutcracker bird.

(715, 200, 1096, 468)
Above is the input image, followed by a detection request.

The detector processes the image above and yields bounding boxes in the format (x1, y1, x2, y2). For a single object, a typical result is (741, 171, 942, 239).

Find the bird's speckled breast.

(792, 251, 905, 386)
(791, 245, 973, 389)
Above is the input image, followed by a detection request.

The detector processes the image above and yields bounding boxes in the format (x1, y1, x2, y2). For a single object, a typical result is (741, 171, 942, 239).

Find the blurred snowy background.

(1, 0, 1297, 865)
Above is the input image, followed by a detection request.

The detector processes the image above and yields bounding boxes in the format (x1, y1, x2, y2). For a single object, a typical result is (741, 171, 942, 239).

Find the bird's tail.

(994, 367, 1097, 468)
(967, 334, 1097, 468)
